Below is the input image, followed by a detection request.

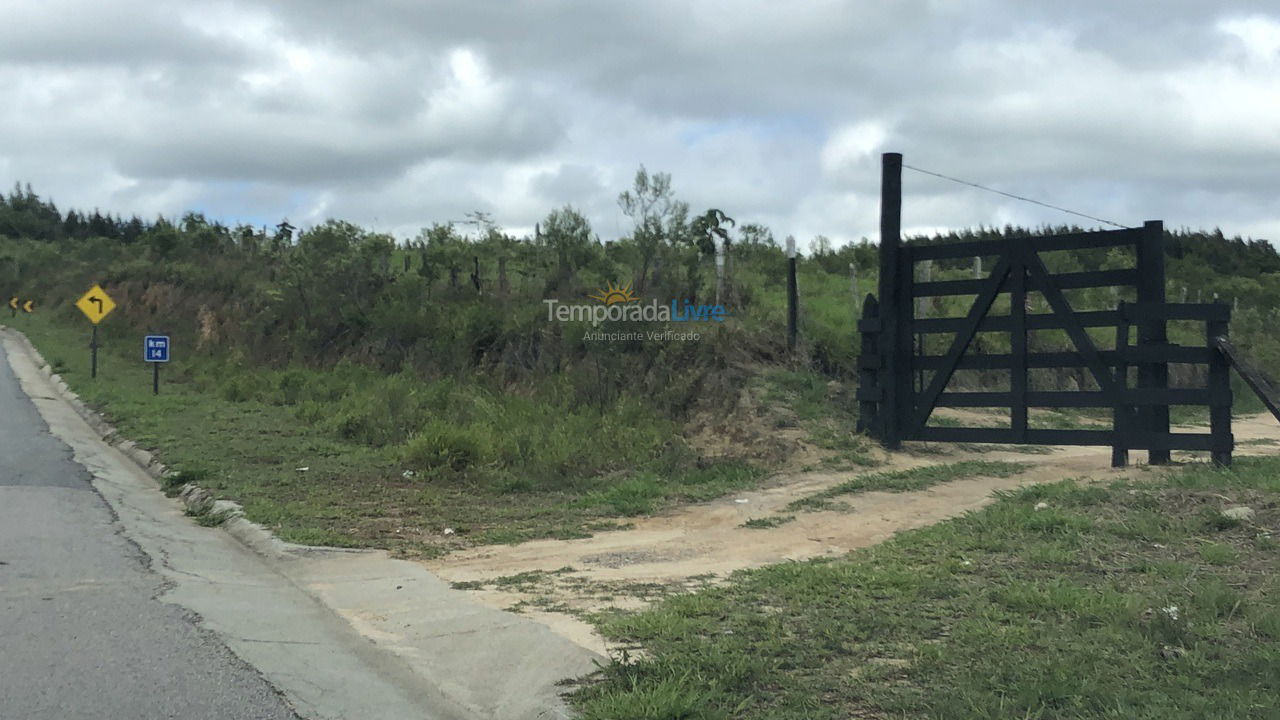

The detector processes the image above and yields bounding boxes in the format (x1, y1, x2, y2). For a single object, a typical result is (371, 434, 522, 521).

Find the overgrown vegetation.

(573, 456, 1280, 719)
(13, 316, 770, 551)
(1, 176, 1276, 550)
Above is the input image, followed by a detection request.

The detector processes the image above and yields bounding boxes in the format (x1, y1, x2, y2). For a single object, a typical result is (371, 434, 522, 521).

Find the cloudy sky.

(2, 1, 1278, 246)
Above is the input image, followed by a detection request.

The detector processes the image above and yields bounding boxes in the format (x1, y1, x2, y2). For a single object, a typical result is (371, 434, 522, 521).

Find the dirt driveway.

(424, 413, 1280, 655)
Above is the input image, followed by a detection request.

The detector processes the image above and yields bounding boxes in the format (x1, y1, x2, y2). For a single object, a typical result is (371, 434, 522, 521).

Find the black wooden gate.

(858, 153, 1234, 466)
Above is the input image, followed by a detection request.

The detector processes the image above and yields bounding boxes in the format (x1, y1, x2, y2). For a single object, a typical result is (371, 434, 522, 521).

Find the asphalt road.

(0, 350, 300, 719)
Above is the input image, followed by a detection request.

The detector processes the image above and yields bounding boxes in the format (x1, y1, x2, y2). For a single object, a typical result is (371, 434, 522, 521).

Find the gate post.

(1137, 220, 1170, 464)
(856, 294, 881, 435)
(1207, 314, 1233, 467)
(1009, 250, 1028, 442)
(1112, 302, 1131, 468)
(878, 152, 905, 448)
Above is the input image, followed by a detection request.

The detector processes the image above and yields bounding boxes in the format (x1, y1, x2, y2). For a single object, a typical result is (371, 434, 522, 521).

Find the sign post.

(144, 335, 169, 395)
(75, 284, 117, 379)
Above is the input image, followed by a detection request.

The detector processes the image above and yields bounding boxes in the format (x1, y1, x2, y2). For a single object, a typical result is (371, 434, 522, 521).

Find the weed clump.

(403, 421, 492, 472)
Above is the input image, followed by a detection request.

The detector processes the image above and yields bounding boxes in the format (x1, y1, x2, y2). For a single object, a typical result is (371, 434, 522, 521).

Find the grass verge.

(784, 460, 1030, 512)
(9, 314, 765, 555)
(572, 456, 1280, 719)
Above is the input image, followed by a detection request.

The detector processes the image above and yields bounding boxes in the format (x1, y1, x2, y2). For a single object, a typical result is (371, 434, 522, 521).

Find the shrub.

(402, 420, 492, 472)
(220, 371, 268, 402)
(322, 373, 438, 446)
(273, 368, 309, 405)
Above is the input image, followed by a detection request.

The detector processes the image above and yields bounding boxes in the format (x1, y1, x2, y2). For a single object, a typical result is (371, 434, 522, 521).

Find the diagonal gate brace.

(911, 255, 1012, 433)
(1012, 244, 1122, 398)
(1213, 335, 1280, 424)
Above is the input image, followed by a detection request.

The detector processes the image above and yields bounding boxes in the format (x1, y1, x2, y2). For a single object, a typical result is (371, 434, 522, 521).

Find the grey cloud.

(0, 0, 251, 68)
(97, 55, 566, 184)
(530, 163, 607, 208)
(1, 0, 1278, 245)
(111, 108, 563, 185)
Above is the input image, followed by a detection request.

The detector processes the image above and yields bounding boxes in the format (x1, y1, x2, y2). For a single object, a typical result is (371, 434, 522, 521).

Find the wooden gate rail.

(914, 311, 1124, 333)
(913, 268, 1139, 297)
(910, 227, 1144, 261)
(913, 427, 1224, 450)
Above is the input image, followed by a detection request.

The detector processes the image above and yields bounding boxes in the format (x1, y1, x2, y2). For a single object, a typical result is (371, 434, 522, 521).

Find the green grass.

(577, 464, 764, 517)
(1031, 408, 1112, 430)
(188, 507, 235, 527)
(757, 368, 876, 466)
(784, 460, 1030, 512)
(12, 314, 764, 555)
(739, 515, 795, 530)
(573, 456, 1280, 719)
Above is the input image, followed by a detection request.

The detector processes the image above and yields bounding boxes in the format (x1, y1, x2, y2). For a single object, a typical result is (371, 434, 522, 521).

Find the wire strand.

(901, 163, 1129, 229)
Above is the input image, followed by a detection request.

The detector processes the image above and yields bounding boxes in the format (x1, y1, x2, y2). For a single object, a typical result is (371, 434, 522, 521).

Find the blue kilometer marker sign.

(145, 335, 170, 363)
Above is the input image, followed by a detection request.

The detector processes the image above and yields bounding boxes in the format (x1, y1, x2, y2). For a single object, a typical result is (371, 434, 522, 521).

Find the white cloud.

(0, 0, 1277, 244)
(821, 121, 890, 187)
(1219, 15, 1280, 61)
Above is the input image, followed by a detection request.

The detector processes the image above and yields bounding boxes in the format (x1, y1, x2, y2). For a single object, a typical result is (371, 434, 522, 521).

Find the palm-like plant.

(691, 208, 735, 257)
(692, 209, 735, 305)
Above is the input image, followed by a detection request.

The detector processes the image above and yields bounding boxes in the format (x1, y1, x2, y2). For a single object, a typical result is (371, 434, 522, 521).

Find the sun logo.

(587, 282, 640, 305)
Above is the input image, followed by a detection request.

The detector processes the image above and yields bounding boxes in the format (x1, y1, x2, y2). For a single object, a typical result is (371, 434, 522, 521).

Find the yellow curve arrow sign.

(75, 284, 117, 324)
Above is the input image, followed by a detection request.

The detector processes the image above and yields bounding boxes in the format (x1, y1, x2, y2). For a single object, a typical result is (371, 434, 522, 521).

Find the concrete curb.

(3, 327, 303, 560)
